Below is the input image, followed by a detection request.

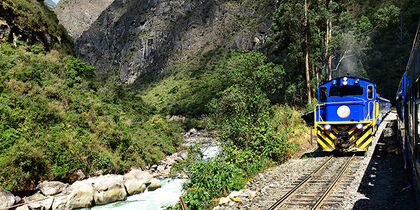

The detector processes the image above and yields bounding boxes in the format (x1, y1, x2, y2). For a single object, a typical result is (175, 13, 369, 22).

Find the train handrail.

(366, 101, 374, 121)
(317, 100, 367, 106)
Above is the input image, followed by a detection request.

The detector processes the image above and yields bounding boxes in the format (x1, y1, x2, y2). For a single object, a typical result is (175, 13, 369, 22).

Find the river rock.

(93, 175, 127, 205)
(37, 181, 68, 196)
(147, 178, 161, 191)
(219, 197, 231, 205)
(157, 165, 165, 172)
(0, 188, 15, 209)
(51, 194, 68, 210)
(67, 179, 94, 209)
(23, 192, 54, 210)
(16, 205, 30, 210)
(123, 169, 152, 195)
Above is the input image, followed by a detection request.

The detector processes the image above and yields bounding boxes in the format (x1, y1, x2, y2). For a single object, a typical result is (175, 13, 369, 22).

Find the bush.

(0, 42, 183, 191)
(30, 44, 46, 55)
(183, 159, 247, 209)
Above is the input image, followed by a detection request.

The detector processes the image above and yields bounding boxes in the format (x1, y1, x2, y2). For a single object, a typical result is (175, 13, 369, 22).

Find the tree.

(304, 0, 312, 104)
(269, 0, 400, 104)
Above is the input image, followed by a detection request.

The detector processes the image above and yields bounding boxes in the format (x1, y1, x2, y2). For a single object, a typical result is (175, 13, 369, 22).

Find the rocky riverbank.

(0, 128, 217, 210)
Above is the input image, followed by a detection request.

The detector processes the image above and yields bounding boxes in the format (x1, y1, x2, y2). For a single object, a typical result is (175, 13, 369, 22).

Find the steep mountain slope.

(74, 0, 274, 84)
(54, 0, 114, 39)
(44, 0, 56, 9)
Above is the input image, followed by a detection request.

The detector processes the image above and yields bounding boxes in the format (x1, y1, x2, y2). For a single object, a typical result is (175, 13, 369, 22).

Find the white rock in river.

(67, 179, 94, 208)
(52, 194, 68, 210)
(147, 178, 161, 191)
(24, 192, 54, 210)
(218, 197, 231, 205)
(37, 181, 68, 196)
(123, 169, 152, 195)
(0, 188, 15, 209)
(93, 174, 127, 205)
(16, 205, 30, 210)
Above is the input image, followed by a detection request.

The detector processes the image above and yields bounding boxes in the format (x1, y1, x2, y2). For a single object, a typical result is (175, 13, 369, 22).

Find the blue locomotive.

(396, 22, 420, 204)
(314, 76, 391, 152)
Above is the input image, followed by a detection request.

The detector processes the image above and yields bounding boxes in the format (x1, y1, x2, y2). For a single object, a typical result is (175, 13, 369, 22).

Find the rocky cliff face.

(54, 0, 114, 39)
(72, 0, 274, 84)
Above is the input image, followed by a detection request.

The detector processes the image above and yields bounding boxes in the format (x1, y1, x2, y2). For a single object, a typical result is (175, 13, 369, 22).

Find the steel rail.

(267, 155, 334, 210)
(310, 154, 355, 210)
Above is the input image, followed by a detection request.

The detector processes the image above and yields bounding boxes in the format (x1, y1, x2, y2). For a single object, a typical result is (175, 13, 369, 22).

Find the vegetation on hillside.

(0, 42, 182, 192)
(0, 0, 73, 53)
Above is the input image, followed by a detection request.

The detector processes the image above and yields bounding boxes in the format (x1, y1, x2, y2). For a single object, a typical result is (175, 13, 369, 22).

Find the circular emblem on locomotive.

(337, 105, 350, 118)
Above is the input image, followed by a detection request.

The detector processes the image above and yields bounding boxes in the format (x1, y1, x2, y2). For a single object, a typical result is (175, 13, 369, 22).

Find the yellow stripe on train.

(315, 121, 374, 152)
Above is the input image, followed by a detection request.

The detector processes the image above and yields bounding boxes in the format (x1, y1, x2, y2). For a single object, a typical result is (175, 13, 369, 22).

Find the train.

(314, 76, 391, 152)
(396, 21, 420, 204)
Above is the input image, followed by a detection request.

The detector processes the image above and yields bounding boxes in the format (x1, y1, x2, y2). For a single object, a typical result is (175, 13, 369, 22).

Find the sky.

(52, 0, 60, 3)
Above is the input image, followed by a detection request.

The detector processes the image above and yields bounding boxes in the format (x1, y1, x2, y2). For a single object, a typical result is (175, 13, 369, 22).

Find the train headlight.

(343, 81, 348, 86)
(337, 105, 351, 118)
(324, 124, 331, 131)
(333, 80, 337, 85)
(356, 123, 363, 130)
(355, 79, 359, 84)
(343, 77, 348, 81)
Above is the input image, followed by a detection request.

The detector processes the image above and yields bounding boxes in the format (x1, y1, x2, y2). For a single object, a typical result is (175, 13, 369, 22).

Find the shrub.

(30, 44, 46, 55)
(0, 42, 183, 191)
(183, 158, 247, 209)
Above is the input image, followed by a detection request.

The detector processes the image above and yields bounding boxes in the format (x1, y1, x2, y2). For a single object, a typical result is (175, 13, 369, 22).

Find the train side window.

(367, 85, 374, 99)
(319, 87, 327, 102)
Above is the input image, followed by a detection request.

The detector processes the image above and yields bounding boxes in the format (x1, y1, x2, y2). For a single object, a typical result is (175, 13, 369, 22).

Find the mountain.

(44, 0, 56, 9)
(69, 0, 274, 84)
(54, 0, 114, 39)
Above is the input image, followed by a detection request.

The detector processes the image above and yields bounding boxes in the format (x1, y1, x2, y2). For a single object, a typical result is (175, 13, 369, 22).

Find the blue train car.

(397, 21, 420, 205)
(314, 76, 391, 152)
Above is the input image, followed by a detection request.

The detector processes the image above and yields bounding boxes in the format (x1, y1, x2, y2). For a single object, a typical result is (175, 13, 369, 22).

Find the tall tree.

(304, 0, 312, 104)
(325, 0, 332, 80)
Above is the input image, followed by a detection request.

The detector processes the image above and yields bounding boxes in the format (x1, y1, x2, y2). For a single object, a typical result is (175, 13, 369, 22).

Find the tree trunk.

(328, 19, 332, 80)
(325, 0, 332, 80)
(304, 0, 311, 104)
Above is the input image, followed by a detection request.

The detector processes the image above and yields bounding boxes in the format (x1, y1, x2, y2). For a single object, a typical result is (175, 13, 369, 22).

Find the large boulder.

(123, 169, 152, 195)
(67, 179, 94, 209)
(51, 194, 68, 210)
(37, 181, 68, 196)
(24, 192, 54, 210)
(147, 178, 161, 191)
(93, 175, 127, 205)
(0, 188, 15, 209)
(16, 205, 30, 210)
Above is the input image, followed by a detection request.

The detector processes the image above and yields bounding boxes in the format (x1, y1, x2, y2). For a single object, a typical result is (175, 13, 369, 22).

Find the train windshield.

(329, 86, 364, 97)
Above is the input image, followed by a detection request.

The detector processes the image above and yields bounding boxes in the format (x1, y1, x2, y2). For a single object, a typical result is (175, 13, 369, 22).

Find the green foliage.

(1, 0, 74, 53)
(0, 42, 183, 191)
(269, 0, 401, 104)
(183, 159, 247, 209)
(30, 44, 46, 55)
(166, 50, 299, 209)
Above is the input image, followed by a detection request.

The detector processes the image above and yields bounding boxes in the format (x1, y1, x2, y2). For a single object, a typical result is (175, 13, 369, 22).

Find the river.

(91, 144, 220, 209)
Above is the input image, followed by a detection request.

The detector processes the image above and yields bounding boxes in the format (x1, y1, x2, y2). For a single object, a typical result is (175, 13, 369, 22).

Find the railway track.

(268, 154, 356, 210)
